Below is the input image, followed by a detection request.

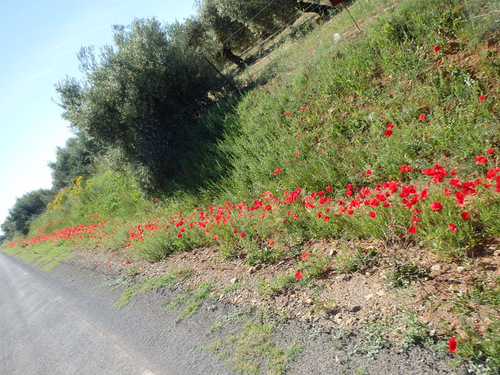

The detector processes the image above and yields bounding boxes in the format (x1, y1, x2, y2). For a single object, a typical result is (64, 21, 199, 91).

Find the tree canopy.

(56, 18, 222, 192)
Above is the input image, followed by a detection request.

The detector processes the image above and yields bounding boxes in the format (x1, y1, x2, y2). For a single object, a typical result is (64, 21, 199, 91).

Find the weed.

(211, 312, 301, 375)
(384, 263, 429, 289)
(115, 267, 192, 309)
(351, 322, 389, 358)
(257, 274, 307, 298)
(334, 247, 378, 274)
(164, 282, 214, 321)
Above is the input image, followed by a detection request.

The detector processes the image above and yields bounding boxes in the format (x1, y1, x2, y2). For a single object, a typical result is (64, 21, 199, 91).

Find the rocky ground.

(61, 238, 500, 374)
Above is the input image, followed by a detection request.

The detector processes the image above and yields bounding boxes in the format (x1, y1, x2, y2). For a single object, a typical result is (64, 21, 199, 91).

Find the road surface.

(0, 252, 232, 375)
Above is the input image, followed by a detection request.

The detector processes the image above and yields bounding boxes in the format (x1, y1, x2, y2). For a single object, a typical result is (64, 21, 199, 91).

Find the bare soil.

(66, 237, 500, 344)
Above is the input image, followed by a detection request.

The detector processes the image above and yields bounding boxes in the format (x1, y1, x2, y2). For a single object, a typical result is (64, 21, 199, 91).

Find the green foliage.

(1, 189, 55, 239)
(115, 268, 192, 308)
(208, 311, 301, 375)
(384, 263, 429, 289)
(334, 247, 378, 274)
(56, 18, 222, 192)
(213, 0, 298, 37)
(49, 132, 100, 190)
(164, 282, 214, 320)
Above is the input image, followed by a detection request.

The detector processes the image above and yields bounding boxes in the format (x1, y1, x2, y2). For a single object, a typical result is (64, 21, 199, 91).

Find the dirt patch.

(65, 237, 500, 342)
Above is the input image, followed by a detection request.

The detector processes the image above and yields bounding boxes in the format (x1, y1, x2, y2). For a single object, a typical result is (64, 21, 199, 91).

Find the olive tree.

(55, 18, 221, 192)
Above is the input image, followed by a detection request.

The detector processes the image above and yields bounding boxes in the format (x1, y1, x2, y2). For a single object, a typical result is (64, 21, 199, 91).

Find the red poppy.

(487, 148, 494, 154)
(431, 201, 443, 213)
(419, 113, 426, 121)
(301, 252, 309, 260)
(434, 45, 441, 52)
(475, 155, 488, 164)
(212, 236, 218, 241)
(387, 123, 394, 129)
(301, 107, 306, 112)
(449, 223, 457, 232)
(366, 170, 372, 177)
(478, 95, 485, 102)
(107, 265, 112, 269)
(384, 129, 393, 137)
(400, 165, 413, 173)
(125, 260, 130, 264)
(295, 271, 303, 281)
(448, 337, 457, 354)
(240, 232, 246, 238)
(461, 212, 470, 220)
(369, 211, 376, 219)
(285, 111, 290, 116)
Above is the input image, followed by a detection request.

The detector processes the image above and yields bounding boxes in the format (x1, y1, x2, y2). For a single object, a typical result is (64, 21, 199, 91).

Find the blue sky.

(0, 0, 197, 233)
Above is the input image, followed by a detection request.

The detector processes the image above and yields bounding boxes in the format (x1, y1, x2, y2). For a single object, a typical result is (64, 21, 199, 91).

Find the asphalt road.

(0, 252, 232, 375)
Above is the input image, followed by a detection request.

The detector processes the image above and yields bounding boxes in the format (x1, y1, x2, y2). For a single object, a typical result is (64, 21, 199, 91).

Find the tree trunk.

(222, 46, 247, 70)
(328, 0, 349, 7)
(297, 1, 334, 17)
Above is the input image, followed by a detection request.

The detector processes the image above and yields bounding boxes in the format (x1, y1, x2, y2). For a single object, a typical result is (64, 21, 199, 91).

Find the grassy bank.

(3, 0, 499, 373)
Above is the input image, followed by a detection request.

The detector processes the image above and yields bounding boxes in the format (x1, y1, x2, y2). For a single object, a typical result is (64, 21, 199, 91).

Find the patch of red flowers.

(448, 337, 457, 354)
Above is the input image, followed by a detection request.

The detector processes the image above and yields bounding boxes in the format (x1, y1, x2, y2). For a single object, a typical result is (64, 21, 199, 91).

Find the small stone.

(230, 277, 238, 284)
(376, 289, 386, 297)
(457, 266, 466, 272)
(365, 294, 375, 300)
(333, 33, 341, 43)
(493, 250, 500, 257)
(431, 264, 441, 272)
(305, 298, 314, 305)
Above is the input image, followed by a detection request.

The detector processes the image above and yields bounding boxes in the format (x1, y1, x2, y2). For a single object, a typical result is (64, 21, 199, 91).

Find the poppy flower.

(301, 107, 306, 112)
(475, 155, 488, 164)
(400, 165, 412, 173)
(107, 265, 112, 269)
(295, 271, 303, 281)
(434, 45, 441, 52)
(449, 337, 457, 354)
(212, 236, 218, 241)
(125, 260, 130, 265)
(240, 232, 246, 238)
(461, 212, 470, 220)
(431, 201, 443, 213)
(369, 211, 376, 219)
(409, 226, 417, 234)
(301, 252, 309, 260)
(384, 129, 393, 137)
(285, 111, 290, 116)
(479, 95, 485, 102)
(419, 113, 426, 121)
(366, 170, 372, 177)
(449, 223, 457, 232)
(487, 148, 494, 154)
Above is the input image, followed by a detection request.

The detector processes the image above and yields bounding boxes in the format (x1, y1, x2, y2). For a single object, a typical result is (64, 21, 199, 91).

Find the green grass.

(114, 267, 192, 309)
(208, 311, 302, 375)
(164, 282, 215, 321)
